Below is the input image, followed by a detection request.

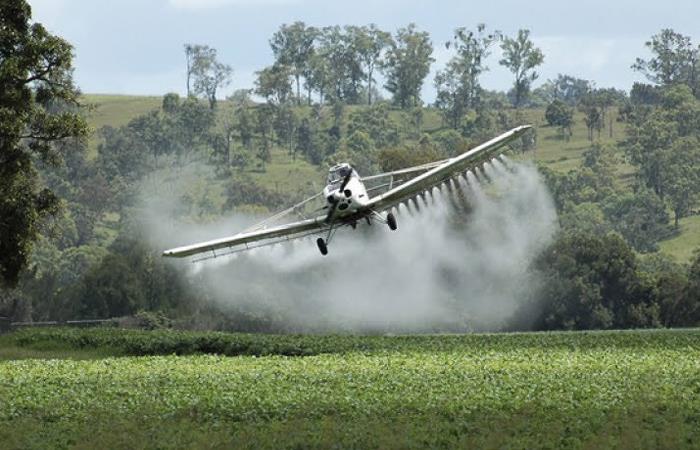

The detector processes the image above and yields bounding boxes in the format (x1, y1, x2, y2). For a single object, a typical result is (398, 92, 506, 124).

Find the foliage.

(383, 24, 434, 108)
(545, 99, 574, 139)
(632, 29, 699, 92)
(348, 24, 392, 105)
(269, 21, 317, 105)
(254, 64, 293, 105)
(0, 1, 89, 287)
(346, 103, 399, 148)
(1, 328, 700, 448)
(184, 44, 233, 109)
(434, 24, 500, 127)
(602, 189, 670, 252)
(377, 135, 444, 172)
(543, 74, 592, 106)
(499, 29, 544, 107)
(531, 232, 655, 330)
(624, 84, 700, 224)
(223, 176, 291, 211)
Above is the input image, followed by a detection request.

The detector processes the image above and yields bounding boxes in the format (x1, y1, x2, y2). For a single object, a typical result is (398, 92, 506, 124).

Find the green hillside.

(82, 94, 163, 156)
(80, 94, 698, 263)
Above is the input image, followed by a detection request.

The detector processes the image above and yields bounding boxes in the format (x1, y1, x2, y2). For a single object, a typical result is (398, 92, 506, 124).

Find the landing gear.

(387, 212, 397, 231)
(316, 237, 328, 256)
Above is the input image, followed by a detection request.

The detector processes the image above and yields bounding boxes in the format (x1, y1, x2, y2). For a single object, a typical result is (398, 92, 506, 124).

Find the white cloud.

(168, 0, 299, 9)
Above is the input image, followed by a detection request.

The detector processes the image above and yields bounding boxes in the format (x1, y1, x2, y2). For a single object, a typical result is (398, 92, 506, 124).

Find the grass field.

(1, 327, 699, 449)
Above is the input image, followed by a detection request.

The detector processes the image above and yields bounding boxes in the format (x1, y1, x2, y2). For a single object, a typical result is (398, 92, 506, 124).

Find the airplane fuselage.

(322, 163, 371, 221)
(323, 170, 369, 218)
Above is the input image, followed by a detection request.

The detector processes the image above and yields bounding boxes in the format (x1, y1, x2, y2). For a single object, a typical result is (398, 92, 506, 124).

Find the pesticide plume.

(143, 159, 557, 332)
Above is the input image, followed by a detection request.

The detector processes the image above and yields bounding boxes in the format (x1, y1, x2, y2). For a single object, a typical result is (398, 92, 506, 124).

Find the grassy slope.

(80, 94, 698, 262)
(1, 327, 699, 449)
(82, 94, 163, 158)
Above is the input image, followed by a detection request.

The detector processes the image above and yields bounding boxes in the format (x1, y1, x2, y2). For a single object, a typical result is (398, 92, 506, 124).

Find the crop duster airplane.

(163, 125, 531, 260)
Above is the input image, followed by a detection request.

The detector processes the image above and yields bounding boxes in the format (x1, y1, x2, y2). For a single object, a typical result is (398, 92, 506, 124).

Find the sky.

(29, 0, 700, 102)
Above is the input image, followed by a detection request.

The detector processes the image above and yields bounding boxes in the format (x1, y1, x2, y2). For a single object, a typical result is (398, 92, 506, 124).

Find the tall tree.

(625, 85, 700, 200)
(550, 74, 592, 105)
(499, 29, 544, 107)
(270, 22, 317, 105)
(663, 137, 700, 227)
(315, 26, 364, 104)
(305, 52, 331, 104)
(0, 1, 88, 287)
(434, 24, 500, 127)
(254, 64, 293, 105)
(383, 23, 434, 108)
(348, 24, 391, 105)
(183, 43, 207, 97)
(187, 45, 232, 109)
(632, 29, 698, 92)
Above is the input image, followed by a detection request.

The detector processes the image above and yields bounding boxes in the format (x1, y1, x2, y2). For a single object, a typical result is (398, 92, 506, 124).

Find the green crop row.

(5, 326, 700, 358)
(1, 328, 700, 449)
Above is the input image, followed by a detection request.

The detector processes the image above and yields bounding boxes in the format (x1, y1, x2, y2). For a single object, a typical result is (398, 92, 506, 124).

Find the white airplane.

(163, 125, 531, 259)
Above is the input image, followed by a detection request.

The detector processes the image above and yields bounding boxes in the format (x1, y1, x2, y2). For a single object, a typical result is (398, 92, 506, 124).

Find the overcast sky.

(29, 0, 700, 102)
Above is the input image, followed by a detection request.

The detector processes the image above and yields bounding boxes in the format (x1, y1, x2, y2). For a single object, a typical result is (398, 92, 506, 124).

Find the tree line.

(185, 22, 545, 113)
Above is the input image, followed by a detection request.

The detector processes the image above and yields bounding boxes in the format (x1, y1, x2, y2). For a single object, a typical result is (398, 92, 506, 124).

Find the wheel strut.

(316, 237, 328, 256)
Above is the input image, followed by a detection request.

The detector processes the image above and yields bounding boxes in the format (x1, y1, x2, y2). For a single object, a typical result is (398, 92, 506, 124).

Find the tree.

(346, 104, 399, 148)
(593, 87, 627, 137)
(273, 105, 299, 159)
(602, 189, 670, 252)
(499, 29, 544, 107)
(624, 85, 700, 199)
(296, 117, 319, 163)
(186, 44, 232, 109)
(632, 29, 698, 92)
(348, 24, 391, 105)
(332, 130, 377, 175)
(175, 97, 215, 164)
(578, 93, 605, 141)
(683, 252, 700, 325)
(550, 74, 592, 105)
(532, 232, 654, 330)
(255, 105, 274, 171)
(305, 52, 331, 104)
(434, 24, 500, 127)
(234, 104, 254, 150)
(545, 99, 574, 140)
(254, 64, 293, 105)
(314, 26, 364, 104)
(383, 23, 434, 108)
(0, 1, 89, 287)
(664, 137, 700, 226)
(183, 43, 206, 97)
(269, 22, 317, 105)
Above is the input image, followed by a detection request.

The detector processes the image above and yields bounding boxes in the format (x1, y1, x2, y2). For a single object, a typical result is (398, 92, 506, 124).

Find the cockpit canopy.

(327, 163, 357, 186)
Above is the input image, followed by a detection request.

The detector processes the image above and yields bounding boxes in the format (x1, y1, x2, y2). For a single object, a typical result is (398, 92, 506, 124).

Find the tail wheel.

(387, 212, 397, 231)
(316, 237, 328, 255)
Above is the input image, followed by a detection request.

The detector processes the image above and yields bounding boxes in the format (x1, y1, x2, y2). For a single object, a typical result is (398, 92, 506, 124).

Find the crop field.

(1, 328, 699, 449)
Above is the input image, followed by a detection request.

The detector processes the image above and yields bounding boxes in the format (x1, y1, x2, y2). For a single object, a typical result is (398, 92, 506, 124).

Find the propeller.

(325, 171, 353, 223)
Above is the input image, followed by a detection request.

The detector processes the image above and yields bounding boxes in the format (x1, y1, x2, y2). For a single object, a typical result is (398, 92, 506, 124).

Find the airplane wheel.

(387, 212, 397, 231)
(316, 237, 328, 255)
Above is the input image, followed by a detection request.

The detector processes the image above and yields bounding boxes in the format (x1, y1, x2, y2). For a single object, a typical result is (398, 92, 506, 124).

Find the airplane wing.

(364, 125, 531, 212)
(162, 214, 329, 258)
(163, 125, 531, 260)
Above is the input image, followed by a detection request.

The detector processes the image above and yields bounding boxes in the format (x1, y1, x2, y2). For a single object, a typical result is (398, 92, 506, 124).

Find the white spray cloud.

(143, 159, 558, 332)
